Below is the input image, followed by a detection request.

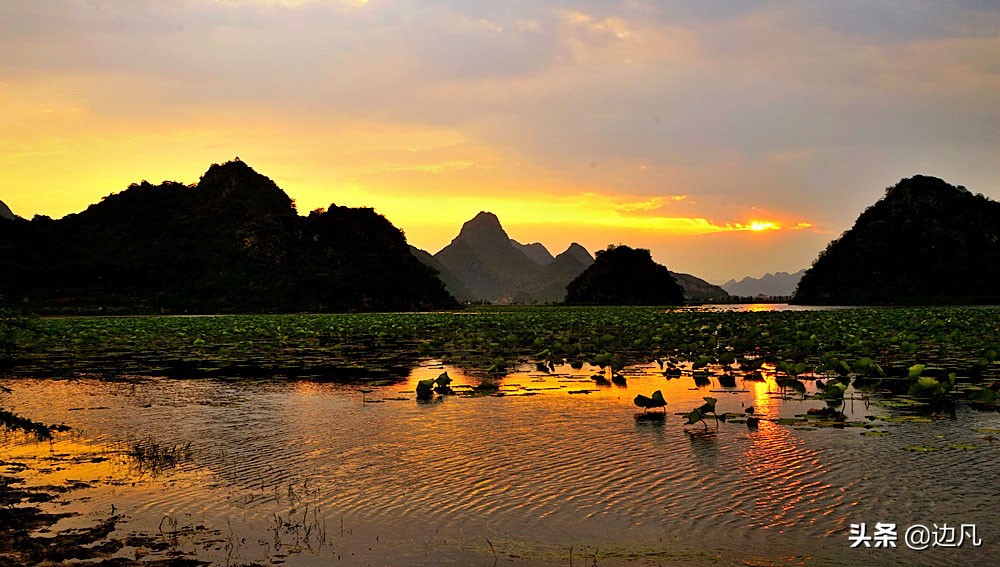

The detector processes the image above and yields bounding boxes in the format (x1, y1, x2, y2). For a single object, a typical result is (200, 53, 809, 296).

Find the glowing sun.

(748, 221, 779, 231)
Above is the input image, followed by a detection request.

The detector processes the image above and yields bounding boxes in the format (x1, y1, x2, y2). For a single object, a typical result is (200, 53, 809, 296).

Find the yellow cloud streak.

(350, 189, 806, 242)
(0, 78, 811, 247)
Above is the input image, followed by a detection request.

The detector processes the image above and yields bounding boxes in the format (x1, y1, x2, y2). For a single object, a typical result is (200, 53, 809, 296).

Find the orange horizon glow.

(0, 149, 823, 282)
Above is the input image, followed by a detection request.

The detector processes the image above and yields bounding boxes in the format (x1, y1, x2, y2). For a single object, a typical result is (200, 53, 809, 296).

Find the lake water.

(681, 303, 859, 312)
(2, 361, 998, 566)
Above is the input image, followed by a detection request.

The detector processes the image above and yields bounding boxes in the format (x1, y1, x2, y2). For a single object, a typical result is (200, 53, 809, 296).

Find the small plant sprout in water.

(685, 397, 719, 430)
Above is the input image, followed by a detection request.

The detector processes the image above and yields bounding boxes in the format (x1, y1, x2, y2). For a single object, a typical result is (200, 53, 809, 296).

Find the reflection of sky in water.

(2, 363, 998, 566)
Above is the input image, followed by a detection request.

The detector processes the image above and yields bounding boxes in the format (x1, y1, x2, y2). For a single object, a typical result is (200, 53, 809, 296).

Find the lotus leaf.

(416, 378, 436, 400)
(685, 407, 704, 425)
(908, 376, 944, 398)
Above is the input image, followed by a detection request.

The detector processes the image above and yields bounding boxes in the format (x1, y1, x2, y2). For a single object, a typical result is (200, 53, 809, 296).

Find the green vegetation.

(0, 308, 35, 367)
(3, 307, 999, 395)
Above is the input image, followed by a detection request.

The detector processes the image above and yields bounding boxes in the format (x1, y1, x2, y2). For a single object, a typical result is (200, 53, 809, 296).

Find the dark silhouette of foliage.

(0, 160, 458, 313)
(793, 175, 1000, 305)
(564, 245, 685, 305)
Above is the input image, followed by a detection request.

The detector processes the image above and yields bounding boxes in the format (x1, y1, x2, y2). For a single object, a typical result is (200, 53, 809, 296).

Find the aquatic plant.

(692, 372, 712, 388)
(125, 438, 193, 476)
(685, 397, 719, 430)
(717, 372, 737, 388)
(417, 371, 454, 400)
(815, 379, 848, 400)
(415, 379, 435, 400)
(908, 373, 956, 399)
(633, 390, 667, 413)
(0, 308, 37, 366)
(3, 306, 999, 405)
(433, 371, 454, 395)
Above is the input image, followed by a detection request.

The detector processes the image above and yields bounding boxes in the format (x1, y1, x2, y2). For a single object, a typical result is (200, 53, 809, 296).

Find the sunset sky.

(2, 1, 998, 282)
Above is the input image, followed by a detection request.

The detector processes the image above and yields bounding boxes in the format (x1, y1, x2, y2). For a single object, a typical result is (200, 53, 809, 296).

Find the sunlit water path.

(3, 362, 998, 565)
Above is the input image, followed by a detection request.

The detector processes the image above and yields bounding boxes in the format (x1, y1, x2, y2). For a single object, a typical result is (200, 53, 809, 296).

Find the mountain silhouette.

(408, 245, 475, 301)
(418, 213, 723, 304)
(565, 245, 685, 305)
(429, 212, 593, 303)
(722, 270, 805, 298)
(793, 175, 1000, 305)
(511, 240, 554, 265)
(0, 160, 458, 313)
(532, 244, 595, 303)
(671, 272, 730, 302)
(563, 243, 595, 266)
(433, 211, 541, 301)
(0, 200, 14, 221)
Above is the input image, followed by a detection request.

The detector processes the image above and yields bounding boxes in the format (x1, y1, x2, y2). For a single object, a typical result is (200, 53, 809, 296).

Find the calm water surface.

(2, 362, 998, 566)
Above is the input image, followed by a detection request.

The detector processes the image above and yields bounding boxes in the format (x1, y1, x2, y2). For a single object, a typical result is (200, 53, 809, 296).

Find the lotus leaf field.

(4, 306, 1000, 411)
(3, 305, 1000, 565)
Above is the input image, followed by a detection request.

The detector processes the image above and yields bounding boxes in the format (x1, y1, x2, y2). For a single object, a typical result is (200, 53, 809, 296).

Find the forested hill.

(0, 160, 458, 313)
(566, 245, 685, 305)
(793, 175, 1000, 305)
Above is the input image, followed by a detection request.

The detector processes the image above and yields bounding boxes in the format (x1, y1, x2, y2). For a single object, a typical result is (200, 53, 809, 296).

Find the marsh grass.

(124, 437, 193, 476)
(266, 481, 329, 556)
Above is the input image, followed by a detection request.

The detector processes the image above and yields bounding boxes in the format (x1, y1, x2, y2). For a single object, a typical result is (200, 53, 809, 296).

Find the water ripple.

(4, 369, 998, 566)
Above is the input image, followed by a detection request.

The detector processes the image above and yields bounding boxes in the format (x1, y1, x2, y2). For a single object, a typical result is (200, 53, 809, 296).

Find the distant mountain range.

(721, 270, 805, 298)
(794, 175, 1000, 305)
(673, 272, 731, 302)
(0, 160, 457, 312)
(412, 211, 730, 304)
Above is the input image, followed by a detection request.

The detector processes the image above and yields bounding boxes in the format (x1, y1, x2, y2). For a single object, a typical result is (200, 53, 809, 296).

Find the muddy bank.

(0, 451, 212, 567)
